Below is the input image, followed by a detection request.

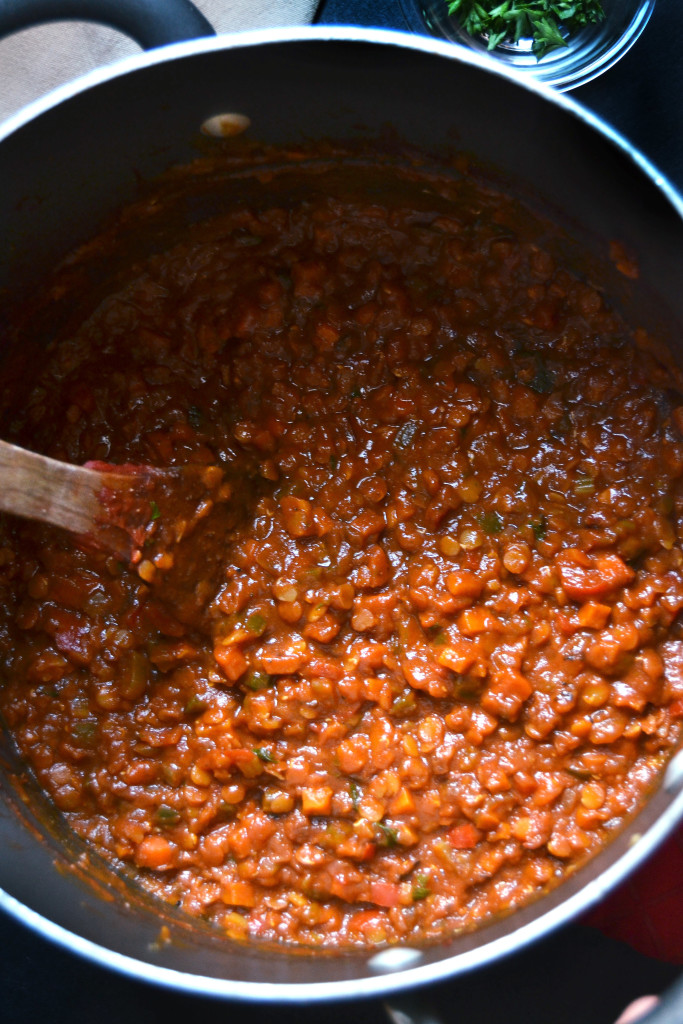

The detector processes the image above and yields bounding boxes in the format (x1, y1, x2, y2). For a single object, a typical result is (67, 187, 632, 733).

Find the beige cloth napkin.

(0, 0, 318, 123)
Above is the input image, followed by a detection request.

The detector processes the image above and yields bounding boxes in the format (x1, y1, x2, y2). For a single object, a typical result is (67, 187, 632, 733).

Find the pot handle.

(0, 0, 214, 49)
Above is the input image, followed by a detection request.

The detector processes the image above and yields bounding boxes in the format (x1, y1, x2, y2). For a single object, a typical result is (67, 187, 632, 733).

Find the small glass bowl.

(400, 0, 656, 90)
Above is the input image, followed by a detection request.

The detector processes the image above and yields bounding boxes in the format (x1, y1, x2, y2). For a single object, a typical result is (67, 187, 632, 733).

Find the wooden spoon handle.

(0, 438, 108, 535)
(0, 440, 227, 572)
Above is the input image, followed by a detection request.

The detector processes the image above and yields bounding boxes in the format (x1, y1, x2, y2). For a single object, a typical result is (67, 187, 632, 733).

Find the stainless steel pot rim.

(2, 23, 683, 1002)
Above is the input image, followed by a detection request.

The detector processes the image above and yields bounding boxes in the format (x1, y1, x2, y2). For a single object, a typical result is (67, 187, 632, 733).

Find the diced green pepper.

(574, 475, 596, 496)
(479, 510, 503, 534)
(185, 695, 209, 715)
(411, 872, 431, 900)
(156, 805, 180, 826)
(245, 612, 267, 637)
(243, 670, 272, 692)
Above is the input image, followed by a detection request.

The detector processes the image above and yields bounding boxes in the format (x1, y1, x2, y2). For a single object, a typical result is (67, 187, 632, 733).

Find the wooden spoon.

(0, 438, 228, 580)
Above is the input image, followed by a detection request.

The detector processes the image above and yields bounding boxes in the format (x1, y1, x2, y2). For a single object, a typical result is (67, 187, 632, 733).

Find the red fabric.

(582, 823, 683, 964)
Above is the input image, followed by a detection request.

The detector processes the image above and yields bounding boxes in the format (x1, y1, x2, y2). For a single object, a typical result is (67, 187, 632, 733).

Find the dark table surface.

(4, 2, 683, 1023)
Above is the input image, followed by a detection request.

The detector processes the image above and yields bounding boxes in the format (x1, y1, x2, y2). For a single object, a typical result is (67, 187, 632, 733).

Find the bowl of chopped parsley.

(401, 0, 655, 89)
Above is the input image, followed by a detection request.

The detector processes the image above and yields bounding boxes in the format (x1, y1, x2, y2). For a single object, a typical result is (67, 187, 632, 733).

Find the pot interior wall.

(1, 37, 682, 337)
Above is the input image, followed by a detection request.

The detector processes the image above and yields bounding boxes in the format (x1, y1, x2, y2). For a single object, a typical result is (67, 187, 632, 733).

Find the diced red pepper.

(447, 823, 481, 849)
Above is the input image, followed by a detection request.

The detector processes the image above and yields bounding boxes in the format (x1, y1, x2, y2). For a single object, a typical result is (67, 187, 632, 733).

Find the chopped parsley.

(447, 0, 605, 60)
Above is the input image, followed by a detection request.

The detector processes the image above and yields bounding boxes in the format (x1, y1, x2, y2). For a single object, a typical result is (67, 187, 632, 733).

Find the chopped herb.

(530, 515, 548, 540)
(150, 500, 161, 521)
(71, 719, 97, 745)
(243, 670, 272, 692)
(38, 685, 60, 698)
(350, 780, 362, 812)
(429, 626, 447, 646)
(411, 872, 431, 901)
(479, 510, 503, 534)
(187, 405, 203, 429)
(349, 386, 361, 399)
(329, 455, 338, 471)
(394, 419, 419, 450)
(447, 0, 605, 60)
(376, 821, 399, 848)
(156, 805, 180, 825)
(529, 356, 555, 395)
(254, 747, 276, 763)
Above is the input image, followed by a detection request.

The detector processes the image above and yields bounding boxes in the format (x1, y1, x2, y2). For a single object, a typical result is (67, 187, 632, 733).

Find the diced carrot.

(389, 787, 416, 815)
(135, 835, 176, 871)
(436, 637, 479, 673)
(457, 607, 502, 635)
(578, 601, 612, 630)
(336, 837, 376, 861)
(347, 509, 386, 545)
(301, 786, 334, 815)
(259, 638, 308, 675)
(481, 670, 532, 720)
(445, 570, 484, 599)
(221, 880, 257, 908)
(213, 643, 248, 681)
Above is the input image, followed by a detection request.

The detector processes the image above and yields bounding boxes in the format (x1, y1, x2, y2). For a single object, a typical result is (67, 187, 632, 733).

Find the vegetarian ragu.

(0, 145, 682, 950)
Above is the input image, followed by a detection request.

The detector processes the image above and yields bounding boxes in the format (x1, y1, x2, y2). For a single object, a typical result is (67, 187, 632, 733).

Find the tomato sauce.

(1, 148, 683, 949)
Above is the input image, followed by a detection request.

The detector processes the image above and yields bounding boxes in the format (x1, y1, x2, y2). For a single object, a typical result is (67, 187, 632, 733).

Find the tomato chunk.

(556, 550, 634, 601)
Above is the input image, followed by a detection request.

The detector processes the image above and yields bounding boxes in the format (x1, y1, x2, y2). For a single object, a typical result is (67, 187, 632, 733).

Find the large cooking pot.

(2, 0, 683, 1014)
